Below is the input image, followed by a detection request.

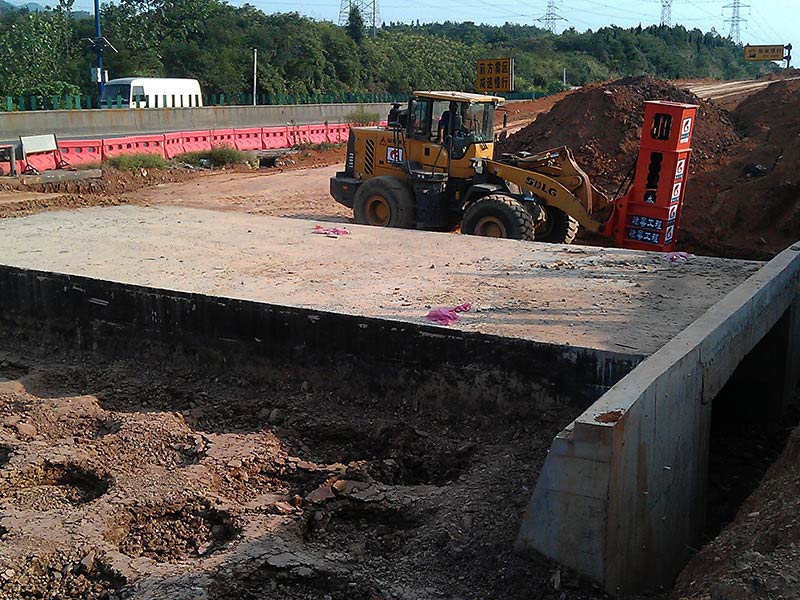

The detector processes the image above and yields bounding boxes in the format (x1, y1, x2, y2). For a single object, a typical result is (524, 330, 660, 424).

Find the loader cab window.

(409, 99, 432, 140)
(449, 101, 495, 159)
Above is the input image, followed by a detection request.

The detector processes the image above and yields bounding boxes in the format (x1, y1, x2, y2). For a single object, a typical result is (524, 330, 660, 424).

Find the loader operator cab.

(403, 91, 500, 162)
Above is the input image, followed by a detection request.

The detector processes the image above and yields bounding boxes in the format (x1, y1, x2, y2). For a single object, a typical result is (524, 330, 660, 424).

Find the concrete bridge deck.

(0, 205, 758, 357)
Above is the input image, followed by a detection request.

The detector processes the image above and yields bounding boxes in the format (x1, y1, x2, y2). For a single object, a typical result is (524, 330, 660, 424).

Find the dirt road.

(134, 165, 350, 222)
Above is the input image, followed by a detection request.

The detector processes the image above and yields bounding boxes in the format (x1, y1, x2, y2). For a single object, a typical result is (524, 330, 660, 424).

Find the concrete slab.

(0, 205, 759, 356)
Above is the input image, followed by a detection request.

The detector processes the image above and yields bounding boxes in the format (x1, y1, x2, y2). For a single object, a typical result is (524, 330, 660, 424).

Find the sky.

(67, 0, 795, 47)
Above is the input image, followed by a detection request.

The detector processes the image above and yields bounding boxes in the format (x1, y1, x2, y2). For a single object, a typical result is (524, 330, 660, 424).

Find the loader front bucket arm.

(485, 146, 614, 233)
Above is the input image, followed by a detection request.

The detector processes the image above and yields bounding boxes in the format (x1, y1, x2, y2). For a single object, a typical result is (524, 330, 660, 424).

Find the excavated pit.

(0, 551, 126, 600)
(0, 462, 111, 511)
(114, 500, 239, 563)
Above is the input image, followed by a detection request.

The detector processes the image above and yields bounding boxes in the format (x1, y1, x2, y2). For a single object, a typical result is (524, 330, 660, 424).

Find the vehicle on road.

(330, 90, 697, 252)
(100, 77, 203, 108)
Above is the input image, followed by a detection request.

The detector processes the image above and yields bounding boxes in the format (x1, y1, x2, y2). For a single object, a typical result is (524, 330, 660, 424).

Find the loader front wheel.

(461, 195, 534, 241)
(534, 206, 579, 244)
(353, 177, 416, 229)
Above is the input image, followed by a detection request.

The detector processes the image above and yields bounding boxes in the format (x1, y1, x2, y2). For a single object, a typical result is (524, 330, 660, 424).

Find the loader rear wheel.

(353, 177, 416, 229)
(534, 206, 579, 244)
(461, 195, 534, 241)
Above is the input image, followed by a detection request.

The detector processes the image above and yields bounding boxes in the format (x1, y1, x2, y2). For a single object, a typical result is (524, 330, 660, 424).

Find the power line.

(723, 0, 748, 43)
(338, 0, 381, 37)
(535, 0, 567, 33)
(660, 0, 672, 26)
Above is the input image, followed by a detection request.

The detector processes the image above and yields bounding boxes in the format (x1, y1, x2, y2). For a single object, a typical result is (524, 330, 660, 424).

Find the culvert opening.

(285, 423, 475, 486)
(0, 462, 111, 510)
(705, 308, 800, 540)
(116, 500, 239, 562)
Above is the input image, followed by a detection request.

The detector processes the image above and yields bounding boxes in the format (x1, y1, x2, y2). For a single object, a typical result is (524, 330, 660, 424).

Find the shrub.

(176, 145, 254, 167)
(106, 153, 168, 170)
(345, 108, 381, 125)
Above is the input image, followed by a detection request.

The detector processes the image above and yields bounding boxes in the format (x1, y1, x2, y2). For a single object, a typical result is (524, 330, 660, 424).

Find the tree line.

(0, 0, 773, 100)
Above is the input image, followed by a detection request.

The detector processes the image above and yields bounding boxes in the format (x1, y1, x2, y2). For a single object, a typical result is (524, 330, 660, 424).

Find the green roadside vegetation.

(0, 0, 775, 101)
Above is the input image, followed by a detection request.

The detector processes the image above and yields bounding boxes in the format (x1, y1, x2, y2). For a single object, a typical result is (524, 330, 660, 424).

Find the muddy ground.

(0, 326, 620, 600)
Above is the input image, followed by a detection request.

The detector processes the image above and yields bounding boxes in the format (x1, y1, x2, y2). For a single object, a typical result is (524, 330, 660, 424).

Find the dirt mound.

(498, 76, 738, 191)
(679, 80, 800, 259)
(672, 426, 800, 600)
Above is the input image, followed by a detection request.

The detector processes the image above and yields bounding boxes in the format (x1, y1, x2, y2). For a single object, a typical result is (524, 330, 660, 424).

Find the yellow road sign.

(477, 58, 514, 93)
(744, 44, 787, 61)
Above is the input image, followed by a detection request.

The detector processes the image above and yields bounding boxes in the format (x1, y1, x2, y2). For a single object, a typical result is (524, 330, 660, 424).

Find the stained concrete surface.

(0, 205, 760, 355)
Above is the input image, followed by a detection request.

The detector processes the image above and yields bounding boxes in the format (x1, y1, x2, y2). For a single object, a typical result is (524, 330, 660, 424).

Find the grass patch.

(345, 108, 381, 126)
(176, 145, 254, 167)
(106, 153, 168, 170)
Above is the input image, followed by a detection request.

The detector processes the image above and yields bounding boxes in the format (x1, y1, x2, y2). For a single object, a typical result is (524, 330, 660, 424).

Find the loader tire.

(353, 177, 416, 229)
(534, 206, 579, 244)
(461, 194, 534, 241)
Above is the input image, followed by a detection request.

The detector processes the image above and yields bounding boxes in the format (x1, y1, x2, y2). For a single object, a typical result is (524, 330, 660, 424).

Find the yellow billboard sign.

(744, 44, 787, 61)
(477, 58, 514, 93)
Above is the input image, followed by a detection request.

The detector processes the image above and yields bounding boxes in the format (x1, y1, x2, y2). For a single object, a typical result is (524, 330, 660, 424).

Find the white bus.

(100, 77, 204, 108)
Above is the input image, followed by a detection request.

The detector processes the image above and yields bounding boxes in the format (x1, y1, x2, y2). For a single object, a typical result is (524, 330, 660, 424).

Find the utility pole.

(93, 0, 103, 95)
(660, 0, 672, 27)
(723, 0, 748, 44)
(535, 0, 567, 34)
(252, 48, 257, 106)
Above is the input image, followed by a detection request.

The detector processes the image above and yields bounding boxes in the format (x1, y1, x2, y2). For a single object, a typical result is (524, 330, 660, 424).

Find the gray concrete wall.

(0, 265, 641, 415)
(0, 103, 392, 141)
(517, 243, 800, 594)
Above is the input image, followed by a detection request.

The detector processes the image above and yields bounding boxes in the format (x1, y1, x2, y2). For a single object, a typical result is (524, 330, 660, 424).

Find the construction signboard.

(744, 44, 788, 61)
(477, 58, 514, 93)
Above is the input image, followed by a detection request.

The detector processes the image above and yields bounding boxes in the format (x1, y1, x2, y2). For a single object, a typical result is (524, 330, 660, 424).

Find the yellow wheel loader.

(330, 91, 698, 252)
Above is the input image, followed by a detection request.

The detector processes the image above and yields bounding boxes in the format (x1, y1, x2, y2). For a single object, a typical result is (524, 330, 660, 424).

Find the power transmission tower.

(723, 0, 748, 43)
(535, 0, 567, 33)
(660, 0, 672, 26)
(338, 0, 381, 38)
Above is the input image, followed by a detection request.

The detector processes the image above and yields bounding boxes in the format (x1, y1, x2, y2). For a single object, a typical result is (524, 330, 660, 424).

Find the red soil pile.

(680, 80, 800, 259)
(499, 76, 800, 260)
(497, 76, 738, 192)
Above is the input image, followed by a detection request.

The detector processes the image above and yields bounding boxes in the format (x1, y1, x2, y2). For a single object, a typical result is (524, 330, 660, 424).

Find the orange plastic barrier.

(164, 132, 185, 159)
(233, 128, 262, 151)
(0, 160, 25, 176)
(288, 125, 311, 146)
(181, 130, 212, 153)
(58, 139, 103, 166)
(307, 125, 328, 144)
(133, 135, 166, 157)
(103, 137, 138, 157)
(211, 129, 235, 148)
(328, 124, 351, 143)
(261, 127, 289, 149)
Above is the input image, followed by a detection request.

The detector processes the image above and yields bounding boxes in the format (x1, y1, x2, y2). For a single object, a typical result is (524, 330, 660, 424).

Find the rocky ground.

(0, 327, 618, 600)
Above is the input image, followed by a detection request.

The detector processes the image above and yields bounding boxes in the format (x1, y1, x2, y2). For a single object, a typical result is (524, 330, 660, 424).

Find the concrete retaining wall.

(0, 265, 640, 414)
(0, 103, 392, 141)
(518, 243, 800, 594)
